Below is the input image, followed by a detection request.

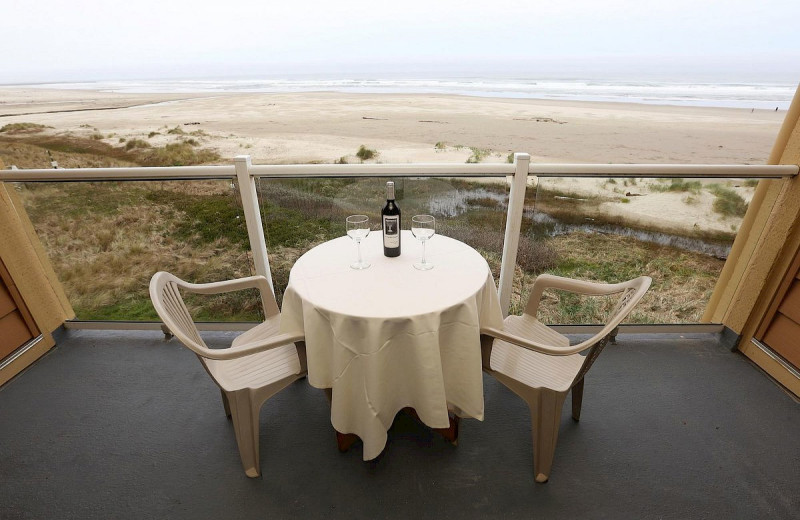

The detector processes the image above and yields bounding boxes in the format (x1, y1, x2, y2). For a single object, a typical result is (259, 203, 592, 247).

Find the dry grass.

(124, 138, 151, 150)
(6, 129, 727, 325)
(0, 137, 137, 169)
(509, 232, 723, 323)
(22, 192, 260, 320)
(0, 130, 221, 169)
(137, 142, 220, 166)
(154, 179, 233, 197)
(0, 122, 53, 134)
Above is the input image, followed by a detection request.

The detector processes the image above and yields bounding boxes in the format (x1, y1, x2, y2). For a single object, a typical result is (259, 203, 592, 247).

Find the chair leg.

(220, 389, 232, 419)
(531, 389, 568, 483)
(228, 389, 261, 478)
(571, 379, 584, 422)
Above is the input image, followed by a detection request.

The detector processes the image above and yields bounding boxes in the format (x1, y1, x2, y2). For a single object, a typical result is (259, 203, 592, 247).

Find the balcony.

(1, 327, 798, 518)
(1, 150, 800, 518)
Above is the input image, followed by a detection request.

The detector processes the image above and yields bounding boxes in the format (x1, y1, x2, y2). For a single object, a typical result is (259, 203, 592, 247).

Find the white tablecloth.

(280, 230, 504, 460)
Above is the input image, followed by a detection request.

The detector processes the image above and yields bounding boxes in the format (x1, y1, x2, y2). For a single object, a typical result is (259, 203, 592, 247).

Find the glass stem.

(421, 239, 427, 265)
(357, 239, 363, 265)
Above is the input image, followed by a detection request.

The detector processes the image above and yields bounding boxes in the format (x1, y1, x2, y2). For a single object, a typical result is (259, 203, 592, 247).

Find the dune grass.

(0, 122, 52, 134)
(652, 179, 703, 194)
(466, 147, 490, 163)
(356, 145, 378, 162)
(4, 130, 727, 324)
(708, 184, 749, 217)
(0, 129, 221, 168)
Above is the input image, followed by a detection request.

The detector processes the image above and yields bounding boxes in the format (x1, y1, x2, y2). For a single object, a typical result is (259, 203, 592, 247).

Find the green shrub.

(148, 131, 159, 138)
(434, 141, 446, 150)
(125, 139, 151, 150)
(709, 185, 748, 217)
(466, 147, 489, 164)
(356, 145, 377, 162)
(167, 126, 186, 135)
(516, 237, 560, 273)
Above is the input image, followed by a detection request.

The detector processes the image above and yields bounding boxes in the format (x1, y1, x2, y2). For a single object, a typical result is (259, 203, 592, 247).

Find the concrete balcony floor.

(1, 329, 798, 519)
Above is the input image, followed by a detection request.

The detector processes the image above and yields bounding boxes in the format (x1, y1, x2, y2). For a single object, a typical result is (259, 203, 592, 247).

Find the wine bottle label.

(383, 215, 400, 248)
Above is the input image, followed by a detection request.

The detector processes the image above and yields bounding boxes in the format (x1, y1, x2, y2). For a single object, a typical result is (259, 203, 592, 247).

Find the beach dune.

(0, 87, 786, 236)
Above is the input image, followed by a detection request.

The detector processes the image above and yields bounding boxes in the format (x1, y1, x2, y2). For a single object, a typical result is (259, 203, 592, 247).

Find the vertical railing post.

(234, 155, 275, 311)
(498, 152, 530, 317)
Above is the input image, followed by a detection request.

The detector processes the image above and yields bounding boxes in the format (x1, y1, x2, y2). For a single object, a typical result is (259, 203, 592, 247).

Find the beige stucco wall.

(704, 84, 800, 340)
(0, 178, 75, 335)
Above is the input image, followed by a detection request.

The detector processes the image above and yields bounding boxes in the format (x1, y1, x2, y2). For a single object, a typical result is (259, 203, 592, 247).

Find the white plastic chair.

(480, 274, 651, 483)
(149, 271, 306, 478)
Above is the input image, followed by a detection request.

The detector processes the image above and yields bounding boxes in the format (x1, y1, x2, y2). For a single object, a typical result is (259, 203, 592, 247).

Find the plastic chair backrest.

(150, 271, 209, 355)
(568, 276, 651, 385)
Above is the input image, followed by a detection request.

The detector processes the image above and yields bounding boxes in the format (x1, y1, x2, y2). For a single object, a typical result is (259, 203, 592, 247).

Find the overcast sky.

(2, 0, 798, 83)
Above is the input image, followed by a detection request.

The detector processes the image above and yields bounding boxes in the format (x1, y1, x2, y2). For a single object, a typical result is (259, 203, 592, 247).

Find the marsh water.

(426, 187, 733, 259)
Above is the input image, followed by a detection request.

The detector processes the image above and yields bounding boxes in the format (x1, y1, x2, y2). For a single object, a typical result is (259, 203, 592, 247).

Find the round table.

(280, 231, 504, 460)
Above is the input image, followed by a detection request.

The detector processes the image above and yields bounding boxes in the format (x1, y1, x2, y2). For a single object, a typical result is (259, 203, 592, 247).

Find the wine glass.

(411, 215, 435, 270)
(346, 215, 371, 270)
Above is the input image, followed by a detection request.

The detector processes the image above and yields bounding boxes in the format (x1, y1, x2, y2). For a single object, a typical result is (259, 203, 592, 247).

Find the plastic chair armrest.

(175, 275, 280, 317)
(526, 274, 636, 317)
(480, 326, 586, 356)
(175, 275, 271, 296)
(201, 331, 306, 360)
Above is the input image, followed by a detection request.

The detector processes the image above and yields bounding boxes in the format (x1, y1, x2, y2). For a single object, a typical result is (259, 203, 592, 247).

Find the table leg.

(402, 407, 461, 446)
(335, 431, 360, 452)
(434, 413, 460, 445)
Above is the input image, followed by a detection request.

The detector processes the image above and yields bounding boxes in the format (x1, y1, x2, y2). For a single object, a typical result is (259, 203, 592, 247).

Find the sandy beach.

(0, 87, 784, 163)
(0, 87, 788, 235)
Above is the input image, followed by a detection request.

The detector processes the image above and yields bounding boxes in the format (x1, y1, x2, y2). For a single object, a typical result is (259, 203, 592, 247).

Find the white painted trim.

(498, 153, 530, 316)
(234, 156, 274, 304)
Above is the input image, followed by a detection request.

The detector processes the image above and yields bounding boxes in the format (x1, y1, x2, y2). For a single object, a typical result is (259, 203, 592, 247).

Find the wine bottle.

(382, 181, 401, 257)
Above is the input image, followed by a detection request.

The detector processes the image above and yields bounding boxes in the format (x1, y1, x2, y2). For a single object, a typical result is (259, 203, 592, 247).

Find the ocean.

(20, 76, 797, 110)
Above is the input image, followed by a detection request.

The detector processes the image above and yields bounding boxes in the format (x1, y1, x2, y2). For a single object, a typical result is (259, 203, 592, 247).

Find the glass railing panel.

(513, 176, 756, 322)
(13, 179, 260, 321)
(257, 176, 510, 307)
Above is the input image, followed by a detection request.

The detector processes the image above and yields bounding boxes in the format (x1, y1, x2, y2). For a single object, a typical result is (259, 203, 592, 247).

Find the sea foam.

(23, 77, 796, 110)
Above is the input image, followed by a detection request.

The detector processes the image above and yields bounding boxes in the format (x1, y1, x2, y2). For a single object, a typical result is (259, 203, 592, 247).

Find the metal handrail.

(530, 163, 798, 178)
(0, 165, 234, 181)
(1, 162, 795, 182)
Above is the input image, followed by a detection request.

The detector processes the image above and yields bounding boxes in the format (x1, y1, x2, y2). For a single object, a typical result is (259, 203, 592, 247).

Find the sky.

(2, 0, 799, 84)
